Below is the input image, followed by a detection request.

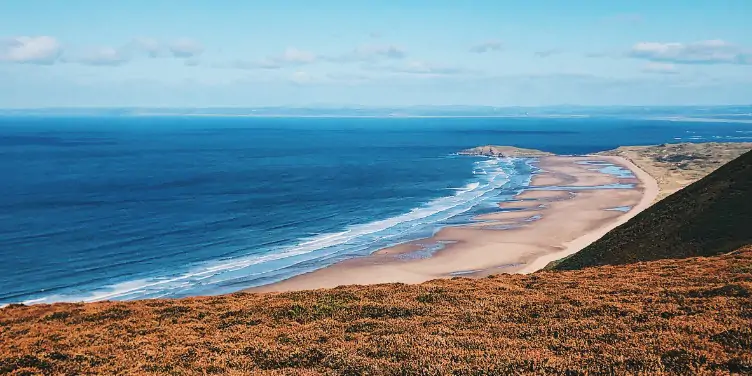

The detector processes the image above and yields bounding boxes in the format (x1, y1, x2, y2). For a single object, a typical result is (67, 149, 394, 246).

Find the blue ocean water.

(1, 115, 751, 304)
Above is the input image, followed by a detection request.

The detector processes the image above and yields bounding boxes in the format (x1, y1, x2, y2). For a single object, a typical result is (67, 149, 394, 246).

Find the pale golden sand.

(515, 190, 573, 201)
(249, 155, 658, 292)
(497, 200, 545, 210)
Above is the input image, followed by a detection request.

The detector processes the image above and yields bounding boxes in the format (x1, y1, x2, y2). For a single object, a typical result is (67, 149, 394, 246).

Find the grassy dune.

(2, 247, 751, 375)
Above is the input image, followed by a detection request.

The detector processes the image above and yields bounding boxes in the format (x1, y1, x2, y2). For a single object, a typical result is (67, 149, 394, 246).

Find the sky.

(1, 0, 751, 108)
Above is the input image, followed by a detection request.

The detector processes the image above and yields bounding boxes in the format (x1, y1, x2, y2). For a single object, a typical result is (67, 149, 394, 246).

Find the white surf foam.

(21, 156, 531, 304)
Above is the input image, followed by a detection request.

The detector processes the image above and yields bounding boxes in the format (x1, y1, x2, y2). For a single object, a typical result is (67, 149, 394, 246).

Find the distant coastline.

(129, 113, 594, 119)
(2, 104, 751, 122)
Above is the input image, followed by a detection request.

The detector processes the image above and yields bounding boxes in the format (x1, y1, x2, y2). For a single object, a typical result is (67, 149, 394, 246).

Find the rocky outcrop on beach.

(458, 145, 554, 158)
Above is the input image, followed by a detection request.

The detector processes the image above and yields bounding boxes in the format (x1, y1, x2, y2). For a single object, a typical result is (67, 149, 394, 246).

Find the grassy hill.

(554, 149, 752, 270)
(2, 247, 751, 375)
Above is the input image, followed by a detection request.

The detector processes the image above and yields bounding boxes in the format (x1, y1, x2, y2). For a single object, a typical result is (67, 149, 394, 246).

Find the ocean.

(1, 114, 751, 304)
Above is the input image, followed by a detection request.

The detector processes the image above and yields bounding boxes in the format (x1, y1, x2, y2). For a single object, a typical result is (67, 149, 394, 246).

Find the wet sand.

(249, 155, 658, 292)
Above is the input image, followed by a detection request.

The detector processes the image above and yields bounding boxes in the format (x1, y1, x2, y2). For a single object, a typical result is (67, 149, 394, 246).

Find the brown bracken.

(2, 246, 751, 375)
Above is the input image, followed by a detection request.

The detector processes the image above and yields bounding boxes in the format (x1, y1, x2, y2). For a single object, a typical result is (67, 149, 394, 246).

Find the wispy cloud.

(183, 58, 201, 67)
(229, 59, 282, 70)
(276, 47, 316, 64)
(374, 60, 467, 76)
(0, 36, 63, 64)
(55, 37, 206, 67)
(327, 44, 406, 63)
(628, 40, 751, 65)
(227, 47, 317, 70)
(77, 47, 130, 66)
(169, 38, 204, 58)
(130, 37, 164, 58)
(128, 37, 205, 59)
(642, 62, 678, 74)
(286, 71, 372, 86)
(469, 40, 503, 53)
(535, 49, 563, 58)
(229, 45, 404, 70)
(289, 71, 314, 85)
(326, 72, 371, 85)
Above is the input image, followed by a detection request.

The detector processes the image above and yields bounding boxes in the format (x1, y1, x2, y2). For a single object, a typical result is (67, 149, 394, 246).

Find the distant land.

(458, 145, 555, 158)
(1, 105, 752, 120)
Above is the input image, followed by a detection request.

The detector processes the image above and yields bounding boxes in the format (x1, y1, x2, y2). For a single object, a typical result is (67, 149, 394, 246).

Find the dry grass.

(2, 246, 751, 375)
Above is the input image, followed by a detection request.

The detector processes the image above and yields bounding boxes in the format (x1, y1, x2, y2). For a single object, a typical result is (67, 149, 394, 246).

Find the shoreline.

(516, 155, 659, 273)
(248, 154, 659, 293)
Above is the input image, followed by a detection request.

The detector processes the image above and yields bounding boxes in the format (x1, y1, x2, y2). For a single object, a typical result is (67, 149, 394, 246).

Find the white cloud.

(376, 60, 466, 76)
(628, 40, 751, 65)
(169, 38, 204, 58)
(469, 40, 503, 53)
(131, 37, 165, 58)
(77, 47, 130, 66)
(0, 36, 62, 64)
(277, 48, 316, 64)
(287, 71, 373, 86)
(230, 59, 282, 70)
(326, 72, 371, 85)
(356, 45, 405, 59)
(289, 71, 314, 85)
(329, 44, 406, 63)
(228, 44, 404, 70)
(129, 37, 205, 60)
(642, 62, 678, 74)
(226, 48, 316, 70)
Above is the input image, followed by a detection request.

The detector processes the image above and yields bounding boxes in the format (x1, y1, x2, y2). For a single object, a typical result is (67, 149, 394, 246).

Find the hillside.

(2, 247, 751, 375)
(554, 149, 752, 270)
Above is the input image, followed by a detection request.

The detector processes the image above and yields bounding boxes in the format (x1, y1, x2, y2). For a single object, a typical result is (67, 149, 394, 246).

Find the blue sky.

(1, 0, 751, 107)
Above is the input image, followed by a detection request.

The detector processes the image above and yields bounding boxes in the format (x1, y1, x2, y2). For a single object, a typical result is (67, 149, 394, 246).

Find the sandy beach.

(249, 155, 659, 293)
